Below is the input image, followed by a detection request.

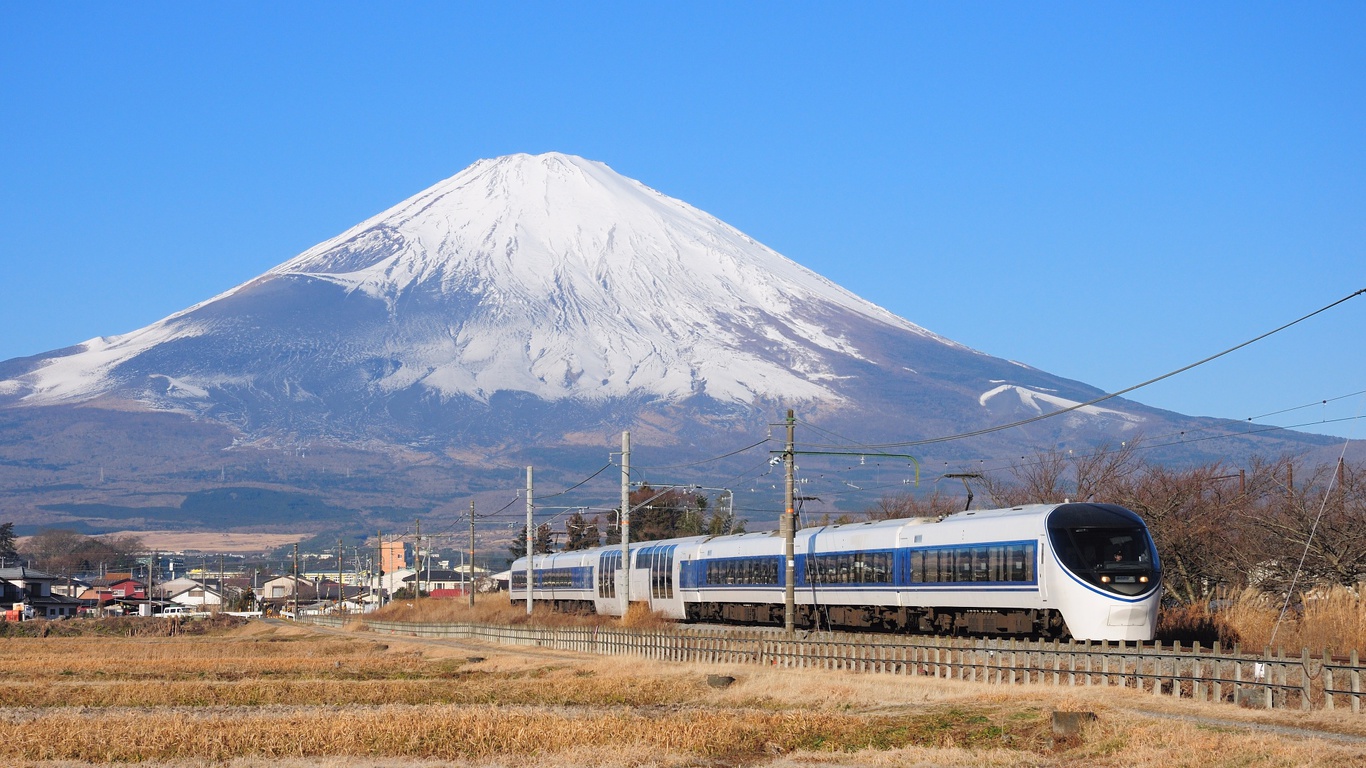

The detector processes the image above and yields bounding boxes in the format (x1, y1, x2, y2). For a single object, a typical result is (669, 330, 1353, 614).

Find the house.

(76, 575, 146, 612)
(85, 575, 147, 601)
(0, 567, 83, 619)
(259, 574, 366, 613)
(50, 575, 91, 599)
(403, 569, 485, 597)
(156, 577, 223, 610)
(259, 575, 314, 603)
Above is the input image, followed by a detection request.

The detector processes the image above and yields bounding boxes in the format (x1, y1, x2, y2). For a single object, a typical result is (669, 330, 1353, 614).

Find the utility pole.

(620, 430, 630, 609)
(291, 543, 299, 618)
(375, 530, 383, 607)
(413, 518, 421, 600)
(218, 554, 224, 613)
(771, 432, 918, 635)
(468, 500, 476, 609)
(783, 409, 796, 634)
(525, 466, 534, 615)
(337, 537, 344, 612)
(145, 550, 156, 617)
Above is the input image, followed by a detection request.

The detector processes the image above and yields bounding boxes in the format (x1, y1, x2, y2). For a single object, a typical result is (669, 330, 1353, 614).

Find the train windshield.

(1047, 503, 1160, 596)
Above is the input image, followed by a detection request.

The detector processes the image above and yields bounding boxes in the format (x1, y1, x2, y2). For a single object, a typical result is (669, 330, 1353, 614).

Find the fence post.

(1147, 641, 1159, 696)
(1324, 649, 1335, 711)
(1301, 648, 1312, 712)
(1172, 641, 1183, 699)
(1352, 649, 1361, 715)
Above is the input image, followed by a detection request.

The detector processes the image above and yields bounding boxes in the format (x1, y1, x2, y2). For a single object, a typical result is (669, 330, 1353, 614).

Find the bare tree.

(983, 443, 1139, 507)
(866, 490, 964, 520)
(1240, 458, 1366, 591)
(1115, 461, 1245, 603)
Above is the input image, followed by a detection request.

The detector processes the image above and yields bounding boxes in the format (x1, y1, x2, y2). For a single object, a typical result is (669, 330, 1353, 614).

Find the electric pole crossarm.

(771, 450, 921, 485)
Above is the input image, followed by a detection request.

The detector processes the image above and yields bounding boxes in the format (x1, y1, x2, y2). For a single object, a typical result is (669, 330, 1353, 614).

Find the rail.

(298, 615, 1363, 713)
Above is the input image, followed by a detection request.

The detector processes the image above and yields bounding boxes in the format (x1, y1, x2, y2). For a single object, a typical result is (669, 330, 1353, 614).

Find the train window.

(598, 551, 620, 598)
(807, 551, 894, 585)
(908, 542, 1037, 584)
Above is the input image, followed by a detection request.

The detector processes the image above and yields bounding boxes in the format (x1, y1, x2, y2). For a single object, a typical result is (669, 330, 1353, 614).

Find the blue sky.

(1, 3, 1362, 440)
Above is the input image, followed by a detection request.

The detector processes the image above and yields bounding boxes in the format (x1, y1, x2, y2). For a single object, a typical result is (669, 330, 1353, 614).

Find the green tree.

(0, 522, 17, 566)
(627, 485, 709, 542)
(564, 510, 601, 551)
(508, 523, 555, 558)
(228, 587, 257, 612)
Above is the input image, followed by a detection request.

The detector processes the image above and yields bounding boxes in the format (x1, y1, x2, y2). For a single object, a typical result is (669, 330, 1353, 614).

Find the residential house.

(156, 577, 223, 610)
(0, 567, 83, 619)
(403, 569, 484, 597)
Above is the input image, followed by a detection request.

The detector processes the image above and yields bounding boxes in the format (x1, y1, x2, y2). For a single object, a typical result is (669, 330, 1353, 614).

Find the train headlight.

(1100, 575, 1111, 583)
(1139, 576, 1149, 584)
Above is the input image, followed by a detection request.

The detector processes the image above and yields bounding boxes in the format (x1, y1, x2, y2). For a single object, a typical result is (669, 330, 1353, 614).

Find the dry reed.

(1215, 585, 1366, 653)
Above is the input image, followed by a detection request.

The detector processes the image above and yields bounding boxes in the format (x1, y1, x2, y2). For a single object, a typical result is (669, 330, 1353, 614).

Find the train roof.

(796, 502, 1062, 534)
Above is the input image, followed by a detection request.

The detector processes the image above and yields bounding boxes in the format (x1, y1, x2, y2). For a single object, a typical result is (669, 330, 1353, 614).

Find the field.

(0, 616, 1364, 768)
(104, 530, 308, 554)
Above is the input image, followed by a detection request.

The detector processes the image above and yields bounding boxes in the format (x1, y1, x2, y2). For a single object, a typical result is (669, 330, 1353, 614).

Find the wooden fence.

(300, 616, 1363, 714)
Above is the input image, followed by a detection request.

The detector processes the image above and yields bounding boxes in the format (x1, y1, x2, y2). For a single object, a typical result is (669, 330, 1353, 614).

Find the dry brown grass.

(1, 618, 1364, 767)
(1159, 586, 1366, 653)
(372, 595, 670, 630)
(1219, 586, 1366, 653)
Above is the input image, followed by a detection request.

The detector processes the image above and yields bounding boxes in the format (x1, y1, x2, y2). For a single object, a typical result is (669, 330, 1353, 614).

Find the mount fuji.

(0, 153, 1340, 535)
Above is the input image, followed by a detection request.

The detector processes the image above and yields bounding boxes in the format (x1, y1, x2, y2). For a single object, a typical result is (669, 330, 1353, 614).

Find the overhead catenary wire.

(1268, 395, 1364, 647)
(634, 437, 774, 471)
(799, 288, 1366, 452)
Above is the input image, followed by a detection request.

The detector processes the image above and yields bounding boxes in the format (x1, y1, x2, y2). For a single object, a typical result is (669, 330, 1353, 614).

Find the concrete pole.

(337, 537, 344, 612)
(291, 543, 299, 618)
(468, 500, 476, 609)
(526, 465, 534, 615)
(413, 518, 421, 600)
(784, 409, 796, 634)
(620, 430, 631, 610)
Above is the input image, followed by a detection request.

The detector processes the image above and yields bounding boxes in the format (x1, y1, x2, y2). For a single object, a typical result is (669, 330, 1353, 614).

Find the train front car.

(1045, 503, 1161, 641)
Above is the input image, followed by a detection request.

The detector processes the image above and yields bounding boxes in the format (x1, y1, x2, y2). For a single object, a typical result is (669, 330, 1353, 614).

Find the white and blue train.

(510, 502, 1162, 642)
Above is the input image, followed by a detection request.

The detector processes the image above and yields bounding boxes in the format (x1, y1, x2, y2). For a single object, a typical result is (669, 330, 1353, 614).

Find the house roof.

(90, 575, 143, 588)
(0, 567, 60, 581)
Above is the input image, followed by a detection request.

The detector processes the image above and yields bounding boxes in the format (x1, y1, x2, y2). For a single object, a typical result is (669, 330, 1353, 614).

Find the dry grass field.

(105, 530, 308, 554)
(1, 614, 1364, 768)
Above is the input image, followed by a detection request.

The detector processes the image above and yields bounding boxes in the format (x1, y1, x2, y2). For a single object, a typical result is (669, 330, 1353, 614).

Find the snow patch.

(979, 384, 1145, 426)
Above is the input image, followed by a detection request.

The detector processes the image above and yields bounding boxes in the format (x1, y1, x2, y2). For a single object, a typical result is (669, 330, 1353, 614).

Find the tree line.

(509, 484, 743, 558)
(2, 527, 145, 575)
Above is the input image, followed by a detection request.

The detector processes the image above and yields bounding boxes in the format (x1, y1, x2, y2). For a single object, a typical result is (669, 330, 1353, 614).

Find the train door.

(595, 549, 624, 617)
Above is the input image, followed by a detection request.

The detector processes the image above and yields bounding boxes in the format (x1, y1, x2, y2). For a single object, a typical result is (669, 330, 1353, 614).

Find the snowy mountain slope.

(1, 153, 974, 415)
(10, 151, 1330, 471)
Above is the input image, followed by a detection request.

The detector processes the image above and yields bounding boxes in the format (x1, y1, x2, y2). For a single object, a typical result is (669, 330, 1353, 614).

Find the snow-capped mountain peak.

(3, 153, 963, 410)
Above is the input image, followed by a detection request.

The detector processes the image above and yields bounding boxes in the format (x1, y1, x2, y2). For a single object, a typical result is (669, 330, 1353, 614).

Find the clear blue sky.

(2, 4, 1362, 440)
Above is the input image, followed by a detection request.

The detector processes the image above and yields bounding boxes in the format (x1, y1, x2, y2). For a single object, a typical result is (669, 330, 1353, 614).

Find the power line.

(1245, 388, 1366, 423)
(805, 288, 1366, 452)
(634, 437, 773, 470)
(537, 462, 614, 499)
